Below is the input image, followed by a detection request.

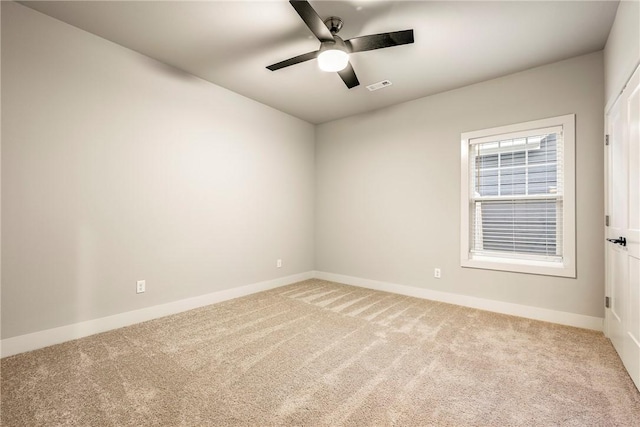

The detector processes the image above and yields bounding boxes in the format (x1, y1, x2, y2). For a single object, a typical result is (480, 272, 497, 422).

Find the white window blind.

(460, 114, 575, 278)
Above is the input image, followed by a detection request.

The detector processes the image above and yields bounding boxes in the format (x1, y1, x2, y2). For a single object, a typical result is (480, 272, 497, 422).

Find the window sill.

(461, 255, 575, 278)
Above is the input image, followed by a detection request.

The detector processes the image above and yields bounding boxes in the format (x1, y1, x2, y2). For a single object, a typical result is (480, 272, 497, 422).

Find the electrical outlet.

(434, 268, 441, 279)
(136, 280, 146, 294)
(276, 259, 283, 268)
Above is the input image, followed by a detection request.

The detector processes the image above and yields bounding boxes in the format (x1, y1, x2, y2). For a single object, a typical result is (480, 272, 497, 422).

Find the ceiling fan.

(267, 0, 414, 89)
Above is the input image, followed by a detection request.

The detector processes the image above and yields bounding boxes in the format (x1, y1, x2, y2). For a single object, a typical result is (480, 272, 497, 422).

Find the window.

(460, 114, 575, 277)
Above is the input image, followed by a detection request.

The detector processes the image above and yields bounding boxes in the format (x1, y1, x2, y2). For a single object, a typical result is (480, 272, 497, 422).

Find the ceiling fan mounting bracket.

(324, 16, 343, 34)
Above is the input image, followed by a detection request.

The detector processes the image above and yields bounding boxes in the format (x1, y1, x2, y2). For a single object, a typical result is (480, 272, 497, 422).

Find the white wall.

(1, 1, 617, 344)
(604, 0, 640, 108)
(1, 2, 315, 339)
(316, 52, 605, 318)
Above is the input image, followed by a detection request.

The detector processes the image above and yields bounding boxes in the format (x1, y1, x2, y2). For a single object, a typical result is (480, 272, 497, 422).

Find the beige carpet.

(2, 279, 639, 426)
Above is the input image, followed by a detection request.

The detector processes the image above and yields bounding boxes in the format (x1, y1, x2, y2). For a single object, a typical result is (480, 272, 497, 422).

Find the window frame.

(460, 114, 576, 278)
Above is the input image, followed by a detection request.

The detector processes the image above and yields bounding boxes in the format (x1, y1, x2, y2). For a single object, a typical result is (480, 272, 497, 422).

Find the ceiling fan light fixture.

(317, 49, 349, 72)
(266, 1, 414, 89)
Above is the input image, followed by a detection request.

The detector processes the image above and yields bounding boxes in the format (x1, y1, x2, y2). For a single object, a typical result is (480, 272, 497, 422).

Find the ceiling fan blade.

(289, 0, 335, 43)
(337, 62, 359, 89)
(267, 50, 320, 71)
(345, 29, 414, 53)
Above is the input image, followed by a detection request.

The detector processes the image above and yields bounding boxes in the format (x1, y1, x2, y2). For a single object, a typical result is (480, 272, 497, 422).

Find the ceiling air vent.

(366, 80, 392, 91)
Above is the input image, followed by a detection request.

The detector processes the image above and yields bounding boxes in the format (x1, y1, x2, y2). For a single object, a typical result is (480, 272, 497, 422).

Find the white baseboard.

(313, 271, 604, 331)
(2, 270, 603, 358)
(1, 271, 314, 358)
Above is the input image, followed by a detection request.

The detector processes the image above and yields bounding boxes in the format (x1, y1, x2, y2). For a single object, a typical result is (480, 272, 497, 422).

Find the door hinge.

(605, 296, 610, 308)
(605, 215, 610, 226)
(605, 134, 610, 146)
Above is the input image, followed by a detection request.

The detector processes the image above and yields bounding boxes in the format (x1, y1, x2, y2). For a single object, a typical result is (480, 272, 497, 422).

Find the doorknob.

(606, 236, 627, 247)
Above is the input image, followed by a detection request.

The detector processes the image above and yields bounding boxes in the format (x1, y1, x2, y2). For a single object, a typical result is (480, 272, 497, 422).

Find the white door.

(605, 64, 640, 391)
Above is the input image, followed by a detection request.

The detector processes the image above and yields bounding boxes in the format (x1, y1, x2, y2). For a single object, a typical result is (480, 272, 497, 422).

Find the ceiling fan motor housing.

(320, 35, 348, 53)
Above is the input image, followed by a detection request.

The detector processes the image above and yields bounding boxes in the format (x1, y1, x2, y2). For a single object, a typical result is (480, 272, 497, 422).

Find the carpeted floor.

(2, 279, 639, 426)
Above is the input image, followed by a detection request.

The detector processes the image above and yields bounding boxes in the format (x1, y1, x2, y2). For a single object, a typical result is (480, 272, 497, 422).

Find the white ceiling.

(21, 1, 619, 124)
